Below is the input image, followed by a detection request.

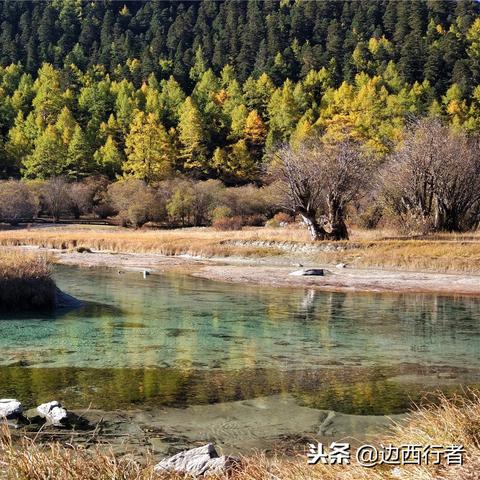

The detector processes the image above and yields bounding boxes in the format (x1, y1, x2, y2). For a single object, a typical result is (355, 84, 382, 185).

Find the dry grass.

(1, 393, 479, 479)
(0, 225, 480, 274)
(0, 249, 55, 310)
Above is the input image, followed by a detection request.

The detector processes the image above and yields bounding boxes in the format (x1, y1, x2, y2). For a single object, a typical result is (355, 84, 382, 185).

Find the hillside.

(0, 0, 479, 183)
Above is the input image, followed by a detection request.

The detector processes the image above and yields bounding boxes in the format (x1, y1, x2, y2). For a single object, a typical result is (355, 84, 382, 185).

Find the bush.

(266, 212, 294, 228)
(219, 184, 274, 217)
(0, 181, 37, 225)
(166, 182, 195, 226)
(93, 202, 115, 219)
(242, 214, 266, 226)
(108, 179, 165, 228)
(69, 176, 109, 219)
(213, 216, 243, 231)
(42, 177, 72, 222)
(211, 206, 232, 223)
(357, 204, 383, 230)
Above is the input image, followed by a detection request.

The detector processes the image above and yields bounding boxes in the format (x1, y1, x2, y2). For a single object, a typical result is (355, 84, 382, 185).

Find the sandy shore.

(21, 246, 480, 296)
(16, 394, 403, 459)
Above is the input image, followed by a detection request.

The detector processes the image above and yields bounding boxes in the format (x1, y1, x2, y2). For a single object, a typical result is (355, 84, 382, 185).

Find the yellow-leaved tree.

(123, 111, 173, 184)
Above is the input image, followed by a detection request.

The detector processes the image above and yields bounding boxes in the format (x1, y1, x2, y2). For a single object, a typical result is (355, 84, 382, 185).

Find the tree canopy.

(0, 0, 479, 183)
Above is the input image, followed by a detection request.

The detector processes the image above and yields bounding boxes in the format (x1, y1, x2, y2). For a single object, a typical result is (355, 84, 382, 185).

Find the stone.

(154, 443, 239, 477)
(0, 399, 23, 419)
(336, 263, 347, 269)
(37, 401, 68, 427)
(289, 268, 324, 276)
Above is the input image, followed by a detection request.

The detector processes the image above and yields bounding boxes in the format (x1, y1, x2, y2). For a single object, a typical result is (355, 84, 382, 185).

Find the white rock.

(154, 443, 239, 477)
(0, 399, 23, 419)
(392, 466, 402, 478)
(289, 268, 324, 276)
(336, 263, 347, 269)
(37, 401, 68, 427)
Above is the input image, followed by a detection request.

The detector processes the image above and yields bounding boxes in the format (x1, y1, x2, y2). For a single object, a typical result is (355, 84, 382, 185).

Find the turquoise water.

(0, 265, 479, 414)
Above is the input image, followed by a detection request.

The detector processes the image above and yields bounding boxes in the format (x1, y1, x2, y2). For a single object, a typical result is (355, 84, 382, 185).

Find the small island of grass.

(0, 250, 56, 311)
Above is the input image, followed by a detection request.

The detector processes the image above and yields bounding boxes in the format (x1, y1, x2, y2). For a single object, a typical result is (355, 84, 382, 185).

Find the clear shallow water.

(0, 265, 479, 414)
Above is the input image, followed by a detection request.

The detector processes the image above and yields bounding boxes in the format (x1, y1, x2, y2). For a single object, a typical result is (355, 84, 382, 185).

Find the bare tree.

(270, 138, 370, 240)
(381, 119, 480, 233)
(42, 177, 72, 223)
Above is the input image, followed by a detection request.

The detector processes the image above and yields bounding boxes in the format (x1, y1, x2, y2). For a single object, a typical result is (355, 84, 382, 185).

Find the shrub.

(42, 177, 72, 222)
(211, 206, 232, 223)
(219, 184, 274, 217)
(242, 214, 266, 226)
(357, 204, 384, 230)
(108, 179, 165, 228)
(266, 212, 294, 228)
(0, 180, 37, 225)
(166, 184, 195, 226)
(69, 176, 109, 219)
(191, 179, 224, 226)
(93, 202, 115, 219)
(213, 216, 243, 231)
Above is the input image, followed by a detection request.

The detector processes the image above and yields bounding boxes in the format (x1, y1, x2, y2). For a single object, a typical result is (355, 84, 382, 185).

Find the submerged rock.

(289, 268, 324, 276)
(37, 401, 68, 427)
(0, 399, 23, 419)
(154, 443, 239, 477)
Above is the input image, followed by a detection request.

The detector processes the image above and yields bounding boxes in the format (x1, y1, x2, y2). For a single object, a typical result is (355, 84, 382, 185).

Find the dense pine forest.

(0, 0, 478, 182)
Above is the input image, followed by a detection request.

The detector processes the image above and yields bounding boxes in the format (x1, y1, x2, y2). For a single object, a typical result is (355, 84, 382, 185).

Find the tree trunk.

(327, 197, 349, 240)
(329, 217, 349, 240)
(300, 213, 327, 241)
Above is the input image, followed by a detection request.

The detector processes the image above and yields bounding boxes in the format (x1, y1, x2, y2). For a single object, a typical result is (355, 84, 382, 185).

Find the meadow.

(1, 225, 480, 274)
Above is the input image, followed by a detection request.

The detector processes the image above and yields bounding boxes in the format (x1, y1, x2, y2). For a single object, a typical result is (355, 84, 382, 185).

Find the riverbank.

(1, 225, 480, 296)
(2, 393, 479, 480)
(10, 246, 480, 297)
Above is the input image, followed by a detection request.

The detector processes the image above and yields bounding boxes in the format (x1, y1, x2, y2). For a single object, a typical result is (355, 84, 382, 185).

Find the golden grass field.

(1, 393, 479, 480)
(0, 224, 480, 274)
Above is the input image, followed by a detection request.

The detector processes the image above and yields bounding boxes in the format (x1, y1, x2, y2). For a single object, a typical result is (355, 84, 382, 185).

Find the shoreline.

(14, 245, 480, 297)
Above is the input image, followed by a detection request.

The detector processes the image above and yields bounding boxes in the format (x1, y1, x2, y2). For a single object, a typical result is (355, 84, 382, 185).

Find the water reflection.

(0, 265, 479, 414)
(0, 364, 475, 415)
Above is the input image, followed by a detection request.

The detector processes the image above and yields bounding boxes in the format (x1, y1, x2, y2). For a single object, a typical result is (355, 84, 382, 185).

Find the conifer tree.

(23, 124, 67, 178)
(177, 97, 208, 172)
(67, 124, 91, 179)
(123, 111, 173, 184)
(94, 135, 123, 178)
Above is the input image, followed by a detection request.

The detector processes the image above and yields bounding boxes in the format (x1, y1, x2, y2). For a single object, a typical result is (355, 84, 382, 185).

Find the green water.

(0, 265, 479, 415)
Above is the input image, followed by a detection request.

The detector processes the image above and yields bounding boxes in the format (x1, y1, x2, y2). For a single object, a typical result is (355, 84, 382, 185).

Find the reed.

(0, 249, 55, 310)
(0, 226, 480, 274)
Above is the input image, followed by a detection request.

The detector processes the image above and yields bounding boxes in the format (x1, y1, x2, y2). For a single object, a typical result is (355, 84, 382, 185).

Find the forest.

(0, 0, 480, 237)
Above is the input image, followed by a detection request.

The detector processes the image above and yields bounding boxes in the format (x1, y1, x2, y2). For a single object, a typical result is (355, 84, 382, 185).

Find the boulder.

(289, 268, 324, 276)
(37, 401, 68, 427)
(154, 443, 239, 477)
(336, 263, 347, 269)
(0, 399, 23, 419)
